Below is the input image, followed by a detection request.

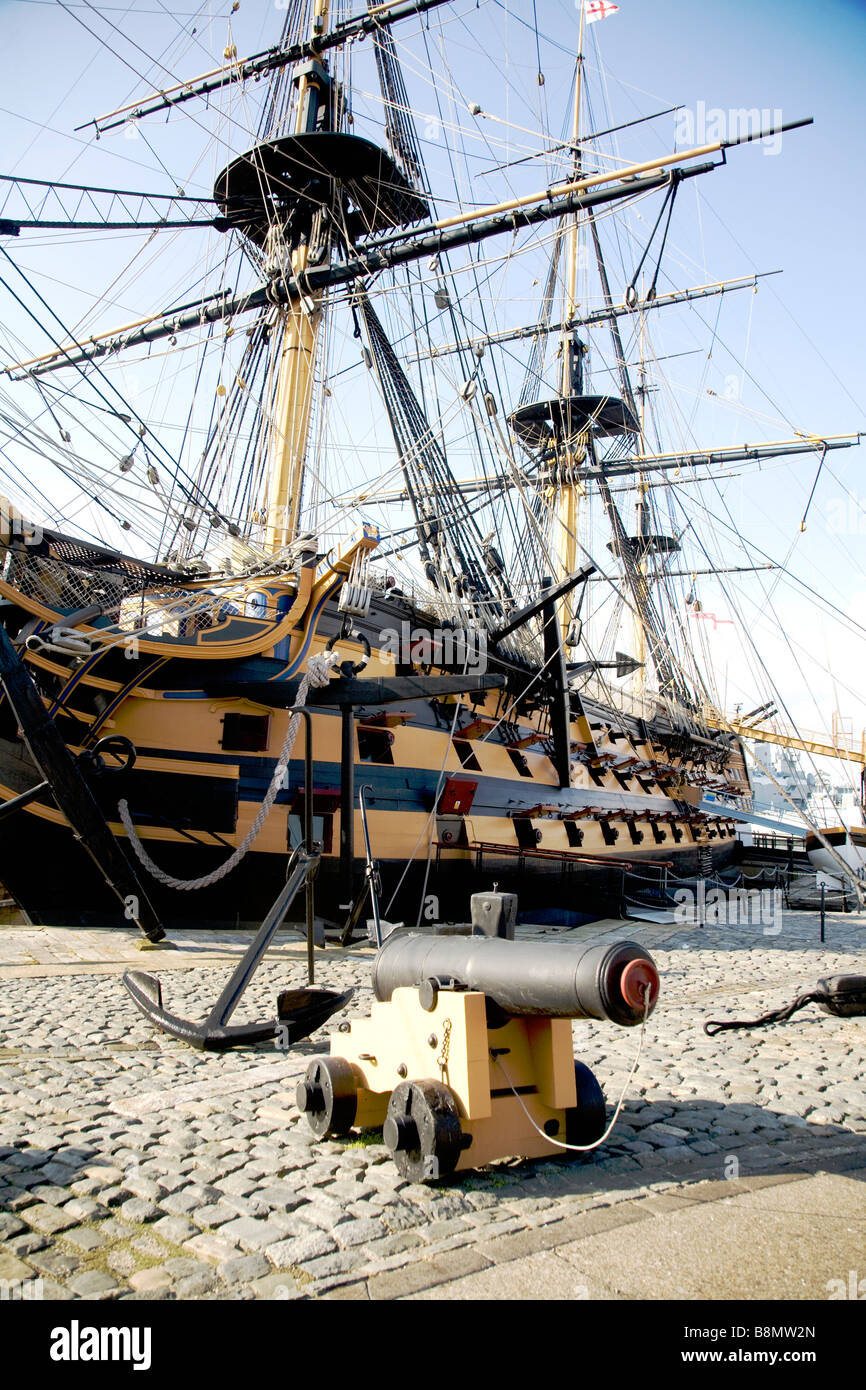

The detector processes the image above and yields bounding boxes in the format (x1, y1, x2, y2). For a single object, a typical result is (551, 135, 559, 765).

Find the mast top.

(509, 395, 640, 453)
(214, 133, 429, 245)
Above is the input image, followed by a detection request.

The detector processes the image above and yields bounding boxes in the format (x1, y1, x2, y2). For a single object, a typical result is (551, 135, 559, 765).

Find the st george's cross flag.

(585, 1, 620, 21)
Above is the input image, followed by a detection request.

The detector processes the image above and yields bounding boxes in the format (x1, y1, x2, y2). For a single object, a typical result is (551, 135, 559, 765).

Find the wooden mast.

(633, 315, 649, 697)
(550, 5, 587, 644)
(264, 0, 330, 554)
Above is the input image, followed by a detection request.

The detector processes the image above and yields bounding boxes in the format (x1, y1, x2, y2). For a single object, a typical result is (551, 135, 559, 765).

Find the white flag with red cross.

(585, 1, 620, 22)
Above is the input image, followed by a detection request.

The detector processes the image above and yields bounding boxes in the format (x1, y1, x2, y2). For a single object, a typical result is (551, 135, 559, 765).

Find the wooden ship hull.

(0, 527, 746, 930)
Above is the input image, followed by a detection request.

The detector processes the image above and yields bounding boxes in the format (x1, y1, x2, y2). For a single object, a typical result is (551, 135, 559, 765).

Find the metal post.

(274, 705, 316, 981)
(286, 706, 315, 984)
(539, 575, 572, 789)
(820, 881, 825, 943)
(340, 705, 355, 907)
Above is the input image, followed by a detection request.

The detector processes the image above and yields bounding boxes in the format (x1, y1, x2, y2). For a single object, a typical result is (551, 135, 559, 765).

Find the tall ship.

(0, 0, 862, 933)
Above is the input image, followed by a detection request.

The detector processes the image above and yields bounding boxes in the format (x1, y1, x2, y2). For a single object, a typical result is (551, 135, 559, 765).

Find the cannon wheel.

(296, 1056, 358, 1138)
(383, 1079, 464, 1182)
(564, 1061, 607, 1149)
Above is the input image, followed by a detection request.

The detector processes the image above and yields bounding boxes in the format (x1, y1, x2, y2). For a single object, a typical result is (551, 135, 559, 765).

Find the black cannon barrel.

(371, 933, 659, 1028)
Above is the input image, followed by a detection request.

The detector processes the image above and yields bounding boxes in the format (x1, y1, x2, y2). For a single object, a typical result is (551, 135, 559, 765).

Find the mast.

(550, 18, 588, 645)
(265, 0, 330, 554)
(633, 311, 649, 695)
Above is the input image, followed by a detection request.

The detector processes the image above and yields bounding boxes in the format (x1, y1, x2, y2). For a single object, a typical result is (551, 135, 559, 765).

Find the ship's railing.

(749, 832, 808, 854)
(436, 836, 682, 919)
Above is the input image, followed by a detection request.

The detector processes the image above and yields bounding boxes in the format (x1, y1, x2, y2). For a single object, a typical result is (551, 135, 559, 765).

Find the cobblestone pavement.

(0, 909, 863, 1301)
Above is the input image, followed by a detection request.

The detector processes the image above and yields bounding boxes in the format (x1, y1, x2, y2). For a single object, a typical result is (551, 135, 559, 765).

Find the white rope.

(117, 649, 340, 890)
(492, 984, 651, 1153)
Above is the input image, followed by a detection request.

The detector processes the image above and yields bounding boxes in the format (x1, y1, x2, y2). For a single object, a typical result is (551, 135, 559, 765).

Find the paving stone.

(23, 1203, 77, 1235)
(365, 1226, 427, 1259)
(174, 1270, 217, 1296)
(0, 1252, 36, 1283)
(300, 1247, 369, 1279)
(256, 1183, 307, 1212)
(216, 1192, 271, 1219)
(27, 1183, 74, 1207)
(119, 1289, 175, 1303)
(249, 1273, 303, 1300)
(4, 1190, 40, 1211)
(5, 1231, 49, 1258)
(378, 1199, 424, 1233)
(218, 1216, 286, 1252)
(68, 1269, 119, 1299)
(120, 1197, 161, 1223)
(122, 1173, 165, 1202)
(39, 1279, 75, 1300)
(218, 1172, 260, 1198)
(368, 1247, 493, 1300)
(193, 1203, 236, 1228)
(318, 1280, 370, 1300)
(64, 1197, 110, 1222)
(99, 1218, 139, 1241)
(295, 1199, 349, 1232)
(267, 1230, 338, 1269)
(183, 1231, 241, 1265)
(218, 1252, 272, 1284)
(6, 1172, 46, 1191)
(160, 1190, 201, 1217)
(3, 918, 863, 1301)
(334, 1217, 386, 1248)
(62, 1226, 109, 1252)
(23, 1245, 81, 1278)
(129, 1266, 173, 1293)
(39, 1161, 82, 1184)
(325, 1180, 377, 1202)
(7, 1149, 52, 1170)
(83, 1164, 125, 1186)
(266, 1211, 311, 1238)
(152, 1215, 197, 1244)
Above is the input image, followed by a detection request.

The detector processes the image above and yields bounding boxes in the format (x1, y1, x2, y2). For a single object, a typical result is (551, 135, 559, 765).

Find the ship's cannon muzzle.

(371, 932, 659, 1027)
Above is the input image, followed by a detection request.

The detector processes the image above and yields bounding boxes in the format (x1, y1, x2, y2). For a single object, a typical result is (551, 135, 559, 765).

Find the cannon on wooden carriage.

(296, 922, 659, 1181)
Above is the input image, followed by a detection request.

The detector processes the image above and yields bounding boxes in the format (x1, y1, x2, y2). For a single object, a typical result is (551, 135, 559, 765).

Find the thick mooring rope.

(118, 650, 340, 891)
